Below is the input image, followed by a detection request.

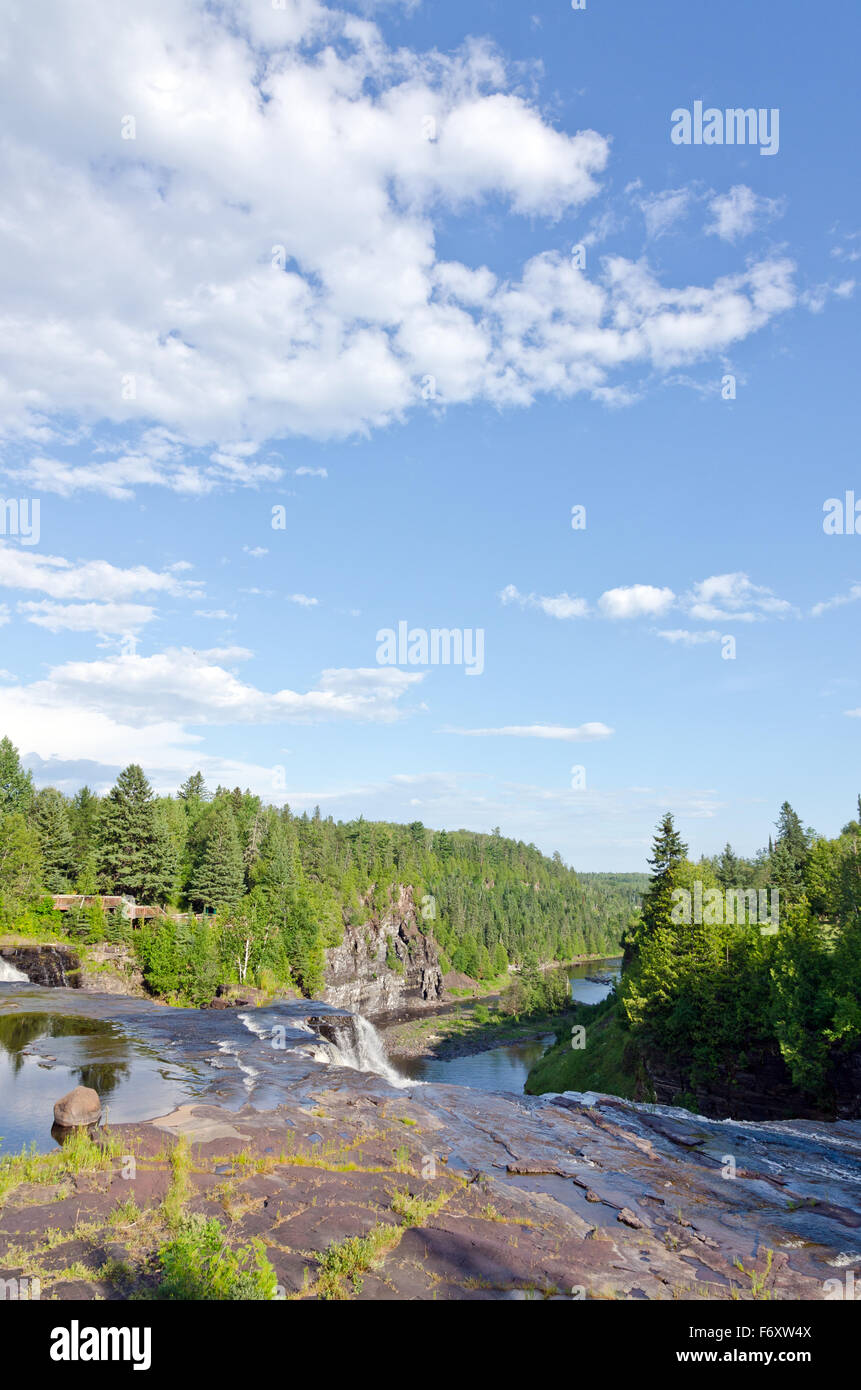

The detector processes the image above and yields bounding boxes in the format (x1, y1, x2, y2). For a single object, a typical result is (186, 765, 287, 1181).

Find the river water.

(0, 957, 623, 1151)
(391, 957, 622, 1093)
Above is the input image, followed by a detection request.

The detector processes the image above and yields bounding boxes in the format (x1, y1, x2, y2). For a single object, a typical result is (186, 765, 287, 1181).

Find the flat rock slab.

(150, 1104, 247, 1144)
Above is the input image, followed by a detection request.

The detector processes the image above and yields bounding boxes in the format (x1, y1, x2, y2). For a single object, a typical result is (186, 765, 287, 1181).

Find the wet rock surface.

(0, 986, 858, 1301)
(0, 946, 80, 988)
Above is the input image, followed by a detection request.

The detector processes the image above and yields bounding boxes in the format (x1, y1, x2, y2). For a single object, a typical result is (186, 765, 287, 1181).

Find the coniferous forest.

(619, 799, 861, 1100)
(0, 736, 636, 1004)
(529, 795, 861, 1113)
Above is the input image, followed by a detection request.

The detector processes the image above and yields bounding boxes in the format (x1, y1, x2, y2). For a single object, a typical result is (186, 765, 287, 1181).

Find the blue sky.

(0, 0, 858, 868)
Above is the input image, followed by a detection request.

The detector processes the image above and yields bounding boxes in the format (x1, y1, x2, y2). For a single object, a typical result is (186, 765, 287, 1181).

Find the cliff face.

(644, 1042, 861, 1123)
(323, 884, 444, 1018)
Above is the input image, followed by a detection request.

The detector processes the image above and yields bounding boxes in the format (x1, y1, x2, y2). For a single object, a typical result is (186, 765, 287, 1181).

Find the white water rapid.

(0, 957, 28, 982)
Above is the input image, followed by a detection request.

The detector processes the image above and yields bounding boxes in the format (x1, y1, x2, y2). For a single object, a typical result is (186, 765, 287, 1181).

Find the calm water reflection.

(396, 1035, 554, 1092)
(0, 1009, 204, 1154)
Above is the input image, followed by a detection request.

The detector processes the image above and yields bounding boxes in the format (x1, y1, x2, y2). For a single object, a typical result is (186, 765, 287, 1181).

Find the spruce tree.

(0, 812, 44, 915)
(34, 787, 75, 892)
(178, 771, 208, 802)
(641, 812, 689, 937)
(190, 800, 245, 910)
(0, 736, 34, 814)
(96, 764, 172, 903)
(70, 786, 100, 879)
(771, 801, 809, 901)
(716, 842, 740, 890)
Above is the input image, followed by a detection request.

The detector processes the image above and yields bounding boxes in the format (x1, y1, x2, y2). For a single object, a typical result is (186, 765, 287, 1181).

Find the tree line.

(620, 797, 861, 1101)
(0, 737, 633, 1004)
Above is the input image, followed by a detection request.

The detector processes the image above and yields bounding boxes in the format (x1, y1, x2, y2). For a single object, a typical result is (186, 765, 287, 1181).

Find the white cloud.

(17, 600, 155, 634)
(442, 722, 613, 742)
(0, 542, 201, 601)
(685, 573, 794, 623)
(598, 585, 675, 619)
(812, 583, 861, 617)
(0, 648, 426, 789)
(295, 466, 328, 478)
(655, 628, 722, 645)
(194, 609, 236, 620)
(243, 546, 269, 558)
(499, 584, 589, 619)
(0, 1, 803, 493)
(637, 187, 692, 239)
(288, 593, 319, 606)
(705, 185, 783, 242)
(801, 280, 856, 314)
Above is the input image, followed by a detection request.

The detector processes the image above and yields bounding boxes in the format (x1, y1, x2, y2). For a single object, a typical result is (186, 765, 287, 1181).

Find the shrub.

(155, 1214, 278, 1300)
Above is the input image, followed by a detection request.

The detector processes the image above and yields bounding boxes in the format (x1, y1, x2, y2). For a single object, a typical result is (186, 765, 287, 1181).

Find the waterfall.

(0, 956, 29, 983)
(312, 1014, 409, 1089)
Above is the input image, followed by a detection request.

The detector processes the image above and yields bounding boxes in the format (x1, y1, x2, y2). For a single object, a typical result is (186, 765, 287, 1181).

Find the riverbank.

(383, 957, 621, 1065)
(383, 1004, 572, 1063)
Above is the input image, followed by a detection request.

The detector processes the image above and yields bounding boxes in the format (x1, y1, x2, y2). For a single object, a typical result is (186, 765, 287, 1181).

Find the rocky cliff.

(323, 885, 444, 1018)
(645, 1041, 861, 1123)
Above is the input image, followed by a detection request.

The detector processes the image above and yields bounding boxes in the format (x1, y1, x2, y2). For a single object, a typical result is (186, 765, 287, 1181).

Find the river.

(391, 957, 622, 1093)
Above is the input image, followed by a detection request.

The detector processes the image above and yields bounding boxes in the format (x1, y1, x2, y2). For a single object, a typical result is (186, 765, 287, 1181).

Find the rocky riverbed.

(1, 985, 859, 1301)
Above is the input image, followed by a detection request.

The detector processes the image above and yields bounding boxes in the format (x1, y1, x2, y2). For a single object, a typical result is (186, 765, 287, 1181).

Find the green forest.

(530, 796, 861, 1110)
(0, 736, 635, 1004)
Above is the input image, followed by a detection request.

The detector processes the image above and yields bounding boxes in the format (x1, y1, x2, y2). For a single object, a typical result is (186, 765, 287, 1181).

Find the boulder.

(53, 1086, 101, 1128)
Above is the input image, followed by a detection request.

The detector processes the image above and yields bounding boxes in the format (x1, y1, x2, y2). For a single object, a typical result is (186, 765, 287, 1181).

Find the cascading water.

(311, 1014, 409, 1089)
(0, 957, 29, 983)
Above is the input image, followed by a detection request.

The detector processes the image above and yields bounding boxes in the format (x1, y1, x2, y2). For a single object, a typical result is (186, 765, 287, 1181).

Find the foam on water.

(313, 1014, 411, 1089)
(0, 958, 28, 983)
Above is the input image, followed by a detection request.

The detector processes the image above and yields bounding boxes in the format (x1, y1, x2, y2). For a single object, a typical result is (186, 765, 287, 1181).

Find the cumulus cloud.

(684, 573, 795, 623)
(598, 585, 675, 619)
(0, 542, 201, 601)
(0, 0, 802, 496)
(499, 584, 589, 619)
(17, 601, 156, 634)
(0, 647, 426, 788)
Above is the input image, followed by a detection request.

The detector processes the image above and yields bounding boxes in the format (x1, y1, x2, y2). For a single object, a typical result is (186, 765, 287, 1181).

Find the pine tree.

(191, 801, 245, 910)
(96, 764, 173, 903)
(34, 787, 75, 892)
(178, 771, 209, 802)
